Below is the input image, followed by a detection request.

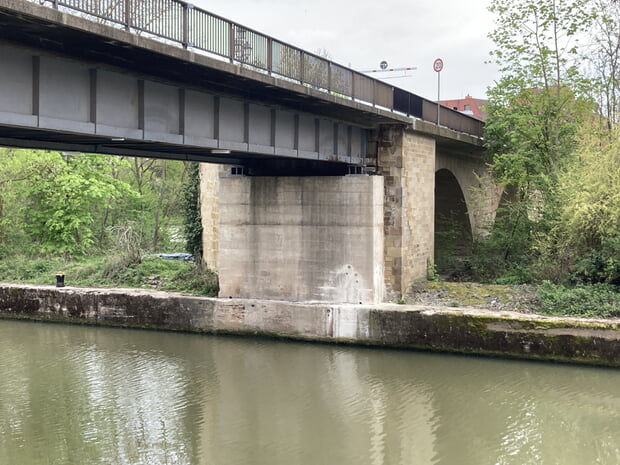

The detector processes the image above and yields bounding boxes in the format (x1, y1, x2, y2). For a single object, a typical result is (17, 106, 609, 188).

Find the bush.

(537, 280, 620, 318)
(163, 265, 219, 296)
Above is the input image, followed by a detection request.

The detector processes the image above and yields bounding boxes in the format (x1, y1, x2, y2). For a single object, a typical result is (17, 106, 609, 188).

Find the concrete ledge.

(1, 284, 620, 367)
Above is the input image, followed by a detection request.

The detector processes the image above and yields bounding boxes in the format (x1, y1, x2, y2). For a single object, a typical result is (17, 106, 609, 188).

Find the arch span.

(434, 168, 472, 275)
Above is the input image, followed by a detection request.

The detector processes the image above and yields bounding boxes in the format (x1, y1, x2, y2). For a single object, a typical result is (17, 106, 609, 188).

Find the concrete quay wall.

(1, 284, 620, 367)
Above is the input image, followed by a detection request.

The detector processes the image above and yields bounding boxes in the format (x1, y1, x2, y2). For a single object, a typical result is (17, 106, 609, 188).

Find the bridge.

(0, 0, 499, 303)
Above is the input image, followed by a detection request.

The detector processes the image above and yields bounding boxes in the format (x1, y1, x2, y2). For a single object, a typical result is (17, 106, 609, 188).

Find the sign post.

(433, 58, 443, 125)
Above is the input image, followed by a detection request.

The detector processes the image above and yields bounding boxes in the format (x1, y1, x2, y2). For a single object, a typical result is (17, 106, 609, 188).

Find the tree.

(17, 151, 135, 256)
(539, 121, 620, 283)
(487, 0, 595, 182)
(182, 162, 203, 264)
(585, 0, 620, 129)
(479, 0, 597, 281)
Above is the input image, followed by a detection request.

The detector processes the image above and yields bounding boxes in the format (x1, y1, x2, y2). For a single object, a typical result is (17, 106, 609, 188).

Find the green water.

(0, 319, 619, 464)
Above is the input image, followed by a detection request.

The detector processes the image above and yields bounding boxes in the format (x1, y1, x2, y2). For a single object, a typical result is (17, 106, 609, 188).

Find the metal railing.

(36, 0, 483, 138)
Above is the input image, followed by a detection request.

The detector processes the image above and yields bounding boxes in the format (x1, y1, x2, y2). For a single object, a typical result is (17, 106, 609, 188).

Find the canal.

(1, 319, 619, 464)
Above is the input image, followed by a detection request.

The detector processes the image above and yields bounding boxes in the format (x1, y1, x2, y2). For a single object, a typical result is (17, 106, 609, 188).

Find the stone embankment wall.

(1, 284, 620, 367)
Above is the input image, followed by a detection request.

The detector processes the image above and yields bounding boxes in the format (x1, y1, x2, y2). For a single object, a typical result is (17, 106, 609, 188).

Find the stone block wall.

(200, 163, 223, 272)
(378, 128, 436, 299)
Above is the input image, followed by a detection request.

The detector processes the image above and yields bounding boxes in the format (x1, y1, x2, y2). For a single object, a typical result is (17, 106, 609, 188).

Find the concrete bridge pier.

(201, 167, 386, 304)
(200, 126, 493, 303)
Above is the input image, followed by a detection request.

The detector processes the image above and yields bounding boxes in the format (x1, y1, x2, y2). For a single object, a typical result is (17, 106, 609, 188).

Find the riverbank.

(1, 283, 619, 367)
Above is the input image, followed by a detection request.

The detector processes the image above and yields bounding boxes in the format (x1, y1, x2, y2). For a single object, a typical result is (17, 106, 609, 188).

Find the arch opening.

(434, 169, 472, 277)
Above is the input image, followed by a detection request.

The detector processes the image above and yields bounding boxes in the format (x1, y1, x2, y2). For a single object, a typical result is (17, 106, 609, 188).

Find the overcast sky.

(192, 0, 500, 101)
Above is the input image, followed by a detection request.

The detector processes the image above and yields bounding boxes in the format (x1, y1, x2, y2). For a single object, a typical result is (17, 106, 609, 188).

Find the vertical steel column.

(137, 79, 144, 130)
(333, 123, 338, 156)
(243, 103, 250, 144)
(347, 126, 352, 158)
(270, 109, 276, 148)
(32, 56, 40, 119)
(293, 114, 299, 151)
(89, 69, 97, 124)
(179, 88, 186, 136)
(314, 118, 320, 154)
(213, 96, 220, 140)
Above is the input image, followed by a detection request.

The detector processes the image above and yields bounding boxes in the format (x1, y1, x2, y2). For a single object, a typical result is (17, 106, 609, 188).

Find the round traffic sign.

(433, 58, 444, 73)
(380, 60, 388, 70)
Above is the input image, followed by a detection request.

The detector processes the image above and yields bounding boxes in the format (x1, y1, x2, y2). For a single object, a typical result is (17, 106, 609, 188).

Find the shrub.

(537, 280, 620, 318)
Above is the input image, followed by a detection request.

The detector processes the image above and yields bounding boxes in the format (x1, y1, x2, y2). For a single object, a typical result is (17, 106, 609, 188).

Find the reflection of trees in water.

(2, 322, 620, 465)
(0, 323, 201, 465)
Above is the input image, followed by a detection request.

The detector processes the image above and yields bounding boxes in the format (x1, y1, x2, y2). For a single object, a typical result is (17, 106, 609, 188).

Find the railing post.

(300, 52, 305, 85)
(351, 72, 356, 102)
(372, 79, 376, 107)
(229, 22, 235, 63)
(267, 38, 273, 76)
(182, 4, 189, 48)
(124, 0, 131, 31)
(327, 62, 332, 94)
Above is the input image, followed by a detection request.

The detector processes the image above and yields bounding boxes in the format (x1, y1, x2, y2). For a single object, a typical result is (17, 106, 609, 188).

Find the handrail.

(31, 0, 483, 138)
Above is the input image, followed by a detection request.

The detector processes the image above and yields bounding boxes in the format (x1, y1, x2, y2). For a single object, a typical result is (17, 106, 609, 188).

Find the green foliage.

(434, 211, 471, 276)
(182, 162, 203, 264)
(0, 254, 218, 296)
(0, 148, 190, 258)
(426, 259, 439, 282)
(477, 0, 599, 286)
(164, 265, 219, 296)
(537, 280, 620, 317)
(488, 0, 594, 91)
(531, 123, 620, 284)
(3, 151, 136, 256)
(0, 148, 214, 295)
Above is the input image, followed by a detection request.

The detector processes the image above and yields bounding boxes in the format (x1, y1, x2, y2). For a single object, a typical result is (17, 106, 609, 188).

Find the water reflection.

(0, 320, 619, 464)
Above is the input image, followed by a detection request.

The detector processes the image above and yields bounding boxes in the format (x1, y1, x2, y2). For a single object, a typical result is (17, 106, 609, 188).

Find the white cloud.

(193, 0, 500, 100)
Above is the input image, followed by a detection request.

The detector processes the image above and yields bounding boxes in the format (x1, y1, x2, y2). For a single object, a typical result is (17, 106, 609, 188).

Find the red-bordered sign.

(433, 58, 444, 73)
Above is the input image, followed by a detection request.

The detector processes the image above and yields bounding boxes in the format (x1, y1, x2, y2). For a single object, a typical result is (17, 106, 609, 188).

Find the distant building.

(439, 95, 488, 121)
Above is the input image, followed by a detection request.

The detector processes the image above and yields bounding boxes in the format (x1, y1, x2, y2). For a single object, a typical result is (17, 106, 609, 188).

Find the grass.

(408, 280, 620, 319)
(0, 254, 219, 296)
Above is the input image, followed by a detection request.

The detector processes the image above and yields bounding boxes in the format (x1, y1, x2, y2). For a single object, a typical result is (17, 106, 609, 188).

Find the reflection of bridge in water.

(0, 0, 498, 303)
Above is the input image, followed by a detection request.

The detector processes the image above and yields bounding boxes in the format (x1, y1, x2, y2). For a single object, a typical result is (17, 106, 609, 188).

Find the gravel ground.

(405, 282, 540, 313)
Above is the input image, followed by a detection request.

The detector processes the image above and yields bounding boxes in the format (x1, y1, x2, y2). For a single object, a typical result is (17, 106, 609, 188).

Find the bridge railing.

(37, 0, 483, 138)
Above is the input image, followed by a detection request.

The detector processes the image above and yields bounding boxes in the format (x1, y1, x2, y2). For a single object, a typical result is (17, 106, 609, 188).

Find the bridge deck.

(0, 0, 483, 166)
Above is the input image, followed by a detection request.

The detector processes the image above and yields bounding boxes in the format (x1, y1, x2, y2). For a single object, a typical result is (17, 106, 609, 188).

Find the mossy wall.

(1, 284, 619, 367)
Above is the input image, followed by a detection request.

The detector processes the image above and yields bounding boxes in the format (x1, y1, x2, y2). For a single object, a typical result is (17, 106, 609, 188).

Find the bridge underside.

(0, 43, 369, 167)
